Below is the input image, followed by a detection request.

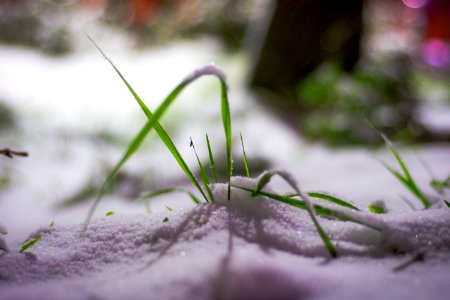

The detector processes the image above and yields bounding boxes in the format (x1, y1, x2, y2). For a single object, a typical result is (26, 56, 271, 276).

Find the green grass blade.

(84, 121, 157, 228)
(384, 142, 430, 209)
(368, 205, 385, 214)
(19, 235, 41, 253)
(206, 134, 218, 183)
(307, 192, 360, 211)
(443, 200, 450, 208)
(431, 177, 450, 194)
(190, 137, 214, 202)
(232, 184, 382, 231)
(219, 79, 233, 200)
(240, 132, 250, 177)
(254, 171, 337, 258)
(370, 122, 431, 209)
(139, 188, 201, 205)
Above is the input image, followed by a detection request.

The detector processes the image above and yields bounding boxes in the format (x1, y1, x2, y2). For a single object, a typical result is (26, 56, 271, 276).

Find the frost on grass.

(182, 64, 227, 86)
(1, 177, 450, 299)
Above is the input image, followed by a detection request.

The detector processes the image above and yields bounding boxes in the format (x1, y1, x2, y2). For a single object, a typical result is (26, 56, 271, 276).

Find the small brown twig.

(0, 148, 29, 159)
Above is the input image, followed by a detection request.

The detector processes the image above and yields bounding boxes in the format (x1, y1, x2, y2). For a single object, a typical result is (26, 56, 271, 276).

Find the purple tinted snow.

(1, 177, 450, 300)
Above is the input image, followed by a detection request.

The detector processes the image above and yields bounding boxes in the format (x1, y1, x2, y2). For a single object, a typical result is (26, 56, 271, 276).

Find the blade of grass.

(368, 205, 385, 214)
(19, 235, 41, 253)
(384, 145, 430, 209)
(368, 121, 430, 209)
(240, 132, 250, 177)
(431, 177, 450, 195)
(206, 134, 218, 183)
(190, 137, 214, 202)
(307, 192, 360, 211)
(139, 188, 201, 205)
(253, 170, 337, 258)
(232, 184, 382, 231)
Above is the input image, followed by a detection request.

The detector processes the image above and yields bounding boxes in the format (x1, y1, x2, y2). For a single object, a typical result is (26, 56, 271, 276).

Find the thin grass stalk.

(190, 137, 214, 202)
(253, 171, 337, 258)
(240, 132, 250, 177)
(206, 134, 218, 183)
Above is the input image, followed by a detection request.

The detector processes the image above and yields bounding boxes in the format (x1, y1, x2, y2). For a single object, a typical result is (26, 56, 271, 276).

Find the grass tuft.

(368, 121, 430, 209)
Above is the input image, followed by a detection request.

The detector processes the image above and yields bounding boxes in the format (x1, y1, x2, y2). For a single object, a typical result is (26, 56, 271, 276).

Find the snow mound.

(1, 176, 450, 299)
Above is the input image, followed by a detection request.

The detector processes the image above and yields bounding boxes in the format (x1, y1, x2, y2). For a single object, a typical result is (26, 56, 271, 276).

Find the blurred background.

(1, 0, 449, 243)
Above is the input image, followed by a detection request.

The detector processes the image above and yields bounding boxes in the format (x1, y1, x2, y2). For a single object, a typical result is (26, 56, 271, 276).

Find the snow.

(1, 176, 450, 300)
(1, 41, 450, 299)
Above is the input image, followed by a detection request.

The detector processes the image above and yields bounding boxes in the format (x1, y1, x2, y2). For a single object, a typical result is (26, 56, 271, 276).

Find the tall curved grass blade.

(190, 137, 214, 202)
(240, 132, 250, 177)
(84, 121, 158, 228)
(253, 170, 337, 258)
(206, 134, 218, 183)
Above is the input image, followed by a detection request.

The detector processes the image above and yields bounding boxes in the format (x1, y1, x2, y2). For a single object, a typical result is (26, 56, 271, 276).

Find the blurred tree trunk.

(249, 0, 364, 116)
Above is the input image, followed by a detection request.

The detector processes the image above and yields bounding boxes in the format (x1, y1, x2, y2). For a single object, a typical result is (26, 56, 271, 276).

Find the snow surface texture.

(1, 176, 450, 300)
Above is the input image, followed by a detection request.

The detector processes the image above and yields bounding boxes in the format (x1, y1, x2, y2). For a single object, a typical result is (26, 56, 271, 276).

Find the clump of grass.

(85, 38, 387, 258)
(369, 122, 431, 209)
(84, 36, 232, 228)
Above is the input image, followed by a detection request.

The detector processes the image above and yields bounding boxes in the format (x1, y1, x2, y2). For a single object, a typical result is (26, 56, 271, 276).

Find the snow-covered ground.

(1, 41, 450, 299)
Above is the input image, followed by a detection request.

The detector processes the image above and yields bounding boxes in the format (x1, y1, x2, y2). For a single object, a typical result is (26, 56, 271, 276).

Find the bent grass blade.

(253, 170, 337, 258)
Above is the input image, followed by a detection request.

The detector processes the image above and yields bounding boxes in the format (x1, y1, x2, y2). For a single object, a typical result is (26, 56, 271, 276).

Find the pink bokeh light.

(422, 38, 450, 67)
(402, 0, 428, 9)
